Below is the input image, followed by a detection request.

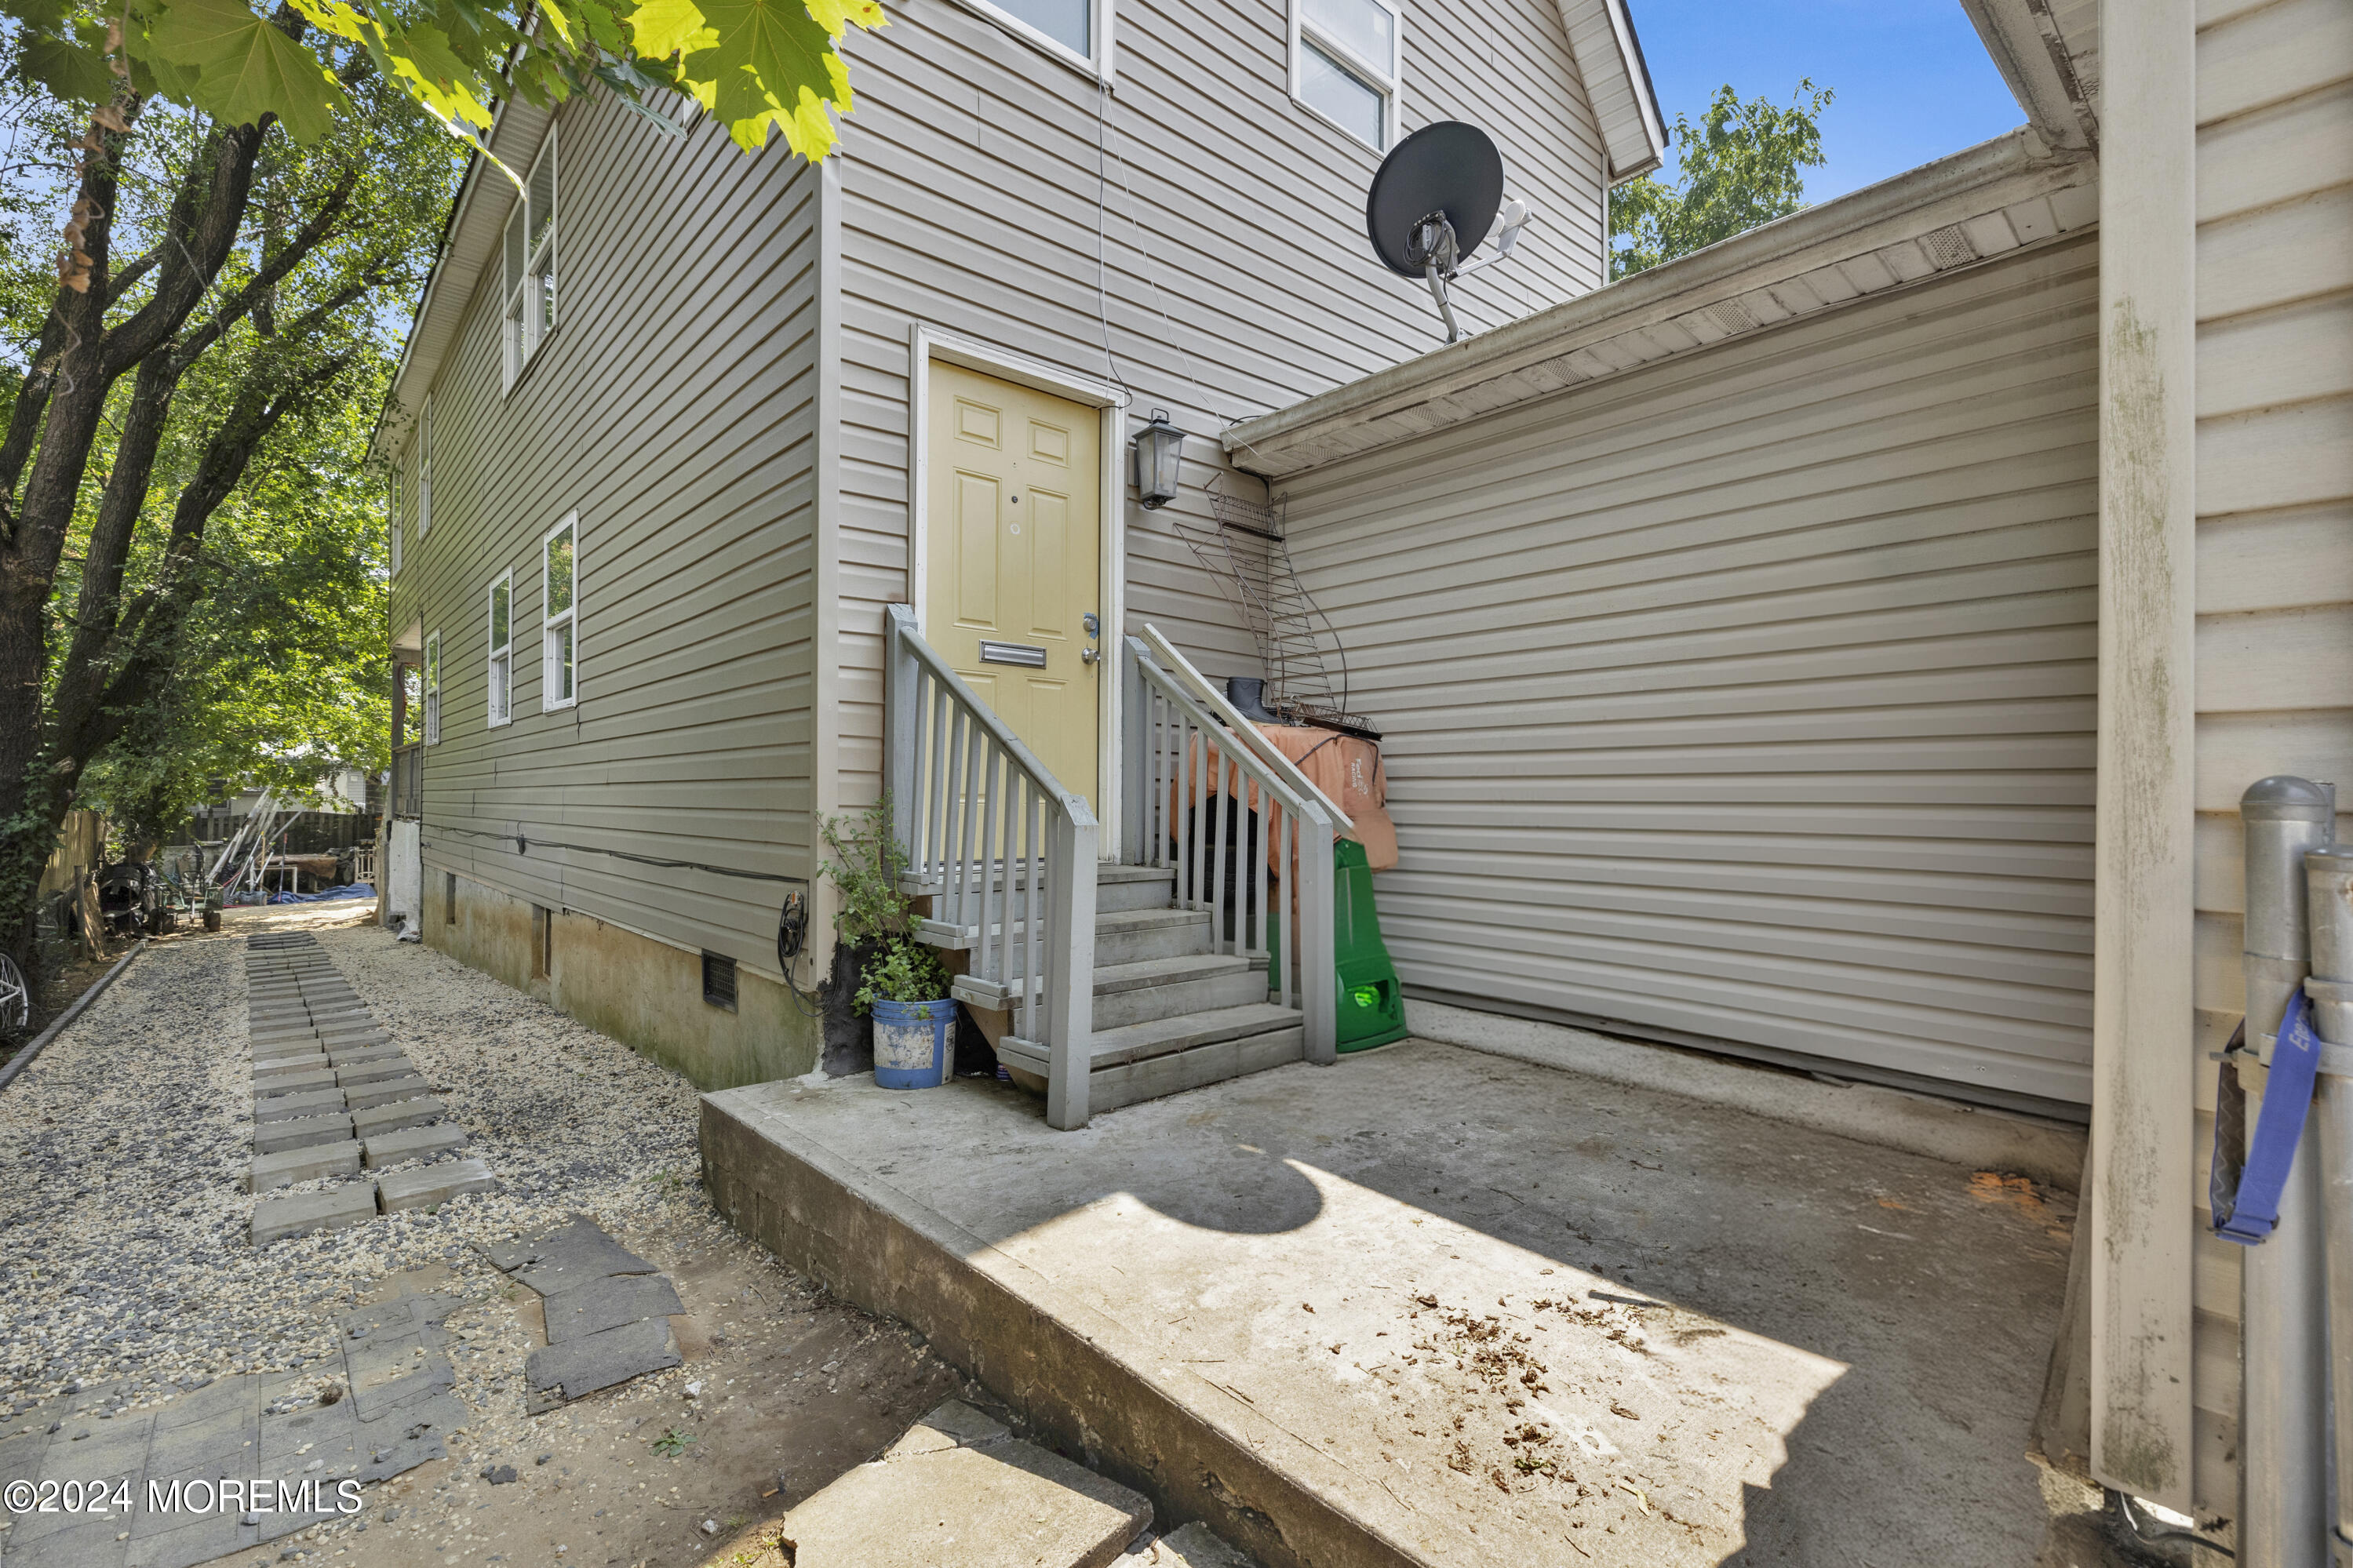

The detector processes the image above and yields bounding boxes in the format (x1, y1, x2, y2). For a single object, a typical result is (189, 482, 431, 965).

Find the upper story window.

(956, 0, 1109, 75)
(504, 130, 558, 390)
(416, 396, 433, 538)
(487, 572, 513, 727)
(388, 465, 402, 576)
(543, 514, 578, 711)
(1291, 0, 1400, 150)
(423, 631, 443, 745)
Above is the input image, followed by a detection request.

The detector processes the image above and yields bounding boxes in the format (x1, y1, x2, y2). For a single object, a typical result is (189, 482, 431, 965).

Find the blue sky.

(1623, 1, 2025, 202)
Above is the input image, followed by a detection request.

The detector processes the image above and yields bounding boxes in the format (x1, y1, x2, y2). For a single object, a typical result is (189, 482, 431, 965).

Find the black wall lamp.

(1133, 409, 1183, 509)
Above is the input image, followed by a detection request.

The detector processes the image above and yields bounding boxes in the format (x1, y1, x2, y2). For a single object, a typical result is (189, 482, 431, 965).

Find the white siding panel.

(2186, 3, 2353, 1511)
(1277, 236, 2100, 1113)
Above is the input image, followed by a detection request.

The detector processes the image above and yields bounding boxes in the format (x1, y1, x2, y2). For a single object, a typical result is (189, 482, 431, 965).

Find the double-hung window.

(423, 631, 443, 745)
(417, 396, 433, 539)
(503, 130, 558, 388)
(542, 515, 577, 711)
(487, 573, 512, 727)
(1291, 0, 1401, 150)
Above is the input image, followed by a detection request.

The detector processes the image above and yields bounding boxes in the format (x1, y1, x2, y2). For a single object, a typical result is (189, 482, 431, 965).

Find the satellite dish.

(1363, 122, 1528, 344)
(1365, 122, 1505, 278)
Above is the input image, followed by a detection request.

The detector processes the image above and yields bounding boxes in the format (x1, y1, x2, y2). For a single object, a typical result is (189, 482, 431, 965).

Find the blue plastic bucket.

(872, 998, 953, 1090)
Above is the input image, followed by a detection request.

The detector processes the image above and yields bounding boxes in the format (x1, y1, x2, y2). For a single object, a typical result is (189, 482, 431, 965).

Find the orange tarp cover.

(1177, 724, 1397, 871)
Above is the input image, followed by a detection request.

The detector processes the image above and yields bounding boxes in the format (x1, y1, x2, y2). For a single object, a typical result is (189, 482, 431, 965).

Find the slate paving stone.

(542, 1271, 686, 1344)
(486, 1217, 658, 1296)
(523, 1315, 680, 1412)
(122, 1514, 257, 1568)
(251, 1114, 353, 1155)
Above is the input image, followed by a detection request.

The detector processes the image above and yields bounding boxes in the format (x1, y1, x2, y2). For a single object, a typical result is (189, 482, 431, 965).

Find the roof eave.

(1225, 127, 2096, 480)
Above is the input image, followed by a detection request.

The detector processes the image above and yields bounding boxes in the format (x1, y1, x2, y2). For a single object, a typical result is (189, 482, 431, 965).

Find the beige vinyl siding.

(829, 0, 1608, 807)
(385, 94, 822, 984)
(2182, 0, 2353, 1516)
(1274, 235, 2099, 1111)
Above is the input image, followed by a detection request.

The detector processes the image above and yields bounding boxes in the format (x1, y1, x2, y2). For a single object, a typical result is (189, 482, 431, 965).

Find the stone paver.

(0, 1289, 468, 1568)
(774, 1400, 1152, 1568)
(252, 1113, 354, 1154)
(250, 1182, 376, 1243)
(253, 1064, 337, 1093)
(351, 1097, 446, 1138)
(361, 1122, 466, 1167)
(233, 932, 496, 1257)
(375, 1158, 497, 1213)
(254, 1087, 347, 1122)
(341, 1075, 433, 1111)
(246, 1139, 364, 1192)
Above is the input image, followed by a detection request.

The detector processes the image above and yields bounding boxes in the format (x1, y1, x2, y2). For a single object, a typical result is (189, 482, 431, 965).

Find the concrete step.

(930, 908, 1213, 967)
(774, 1399, 1149, 1568)
(343, 1075, 434, 1111)
(1000, 1006, 1306, 1110)
(952, 953, 1269, 1028)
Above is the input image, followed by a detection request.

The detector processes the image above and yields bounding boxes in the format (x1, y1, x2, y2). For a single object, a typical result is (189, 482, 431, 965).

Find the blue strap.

(2212, 986, 2326, 1246)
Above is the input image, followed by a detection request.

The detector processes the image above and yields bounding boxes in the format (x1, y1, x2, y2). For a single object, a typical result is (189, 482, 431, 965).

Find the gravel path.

(0, 924, 716, 1421)
(0, 918, 960, 1567)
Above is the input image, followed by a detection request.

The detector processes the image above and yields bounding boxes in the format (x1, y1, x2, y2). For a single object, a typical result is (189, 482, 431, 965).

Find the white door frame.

(906, 324, 1131, 857)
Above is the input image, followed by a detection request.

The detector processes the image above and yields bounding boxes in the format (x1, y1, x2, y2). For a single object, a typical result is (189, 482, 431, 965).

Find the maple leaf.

(147, 0, 342, 142)
(699, 0, 851, 158)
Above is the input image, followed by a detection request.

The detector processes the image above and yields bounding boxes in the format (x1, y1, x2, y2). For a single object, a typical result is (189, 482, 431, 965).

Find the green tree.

(1609, 79, 1834, 282)
(0, 67, 453, 964)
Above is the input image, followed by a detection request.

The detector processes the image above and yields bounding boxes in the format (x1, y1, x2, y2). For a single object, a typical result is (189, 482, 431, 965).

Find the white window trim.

(541, 511, 579, 712)
(487, 569, 513, 729)
(944, 0, 1114, 80)
(502, 126, 559, 395)
(388, 465, 402, 577)
(416, 396, 433, 539)
(423, 630, 443, 746)
(1288, 0, 1403, 151)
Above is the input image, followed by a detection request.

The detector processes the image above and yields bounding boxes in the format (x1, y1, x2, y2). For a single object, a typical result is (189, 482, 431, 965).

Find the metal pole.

(2240, 776, 2333, 1568)
(2300, 844, 2353, 1566)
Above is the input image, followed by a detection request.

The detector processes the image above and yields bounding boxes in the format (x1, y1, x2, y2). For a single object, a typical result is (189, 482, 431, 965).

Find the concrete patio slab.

(703, 1039, 2078, 1568)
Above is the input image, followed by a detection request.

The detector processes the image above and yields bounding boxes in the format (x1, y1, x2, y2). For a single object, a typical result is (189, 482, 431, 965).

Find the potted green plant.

(819, 799, 956, 1089)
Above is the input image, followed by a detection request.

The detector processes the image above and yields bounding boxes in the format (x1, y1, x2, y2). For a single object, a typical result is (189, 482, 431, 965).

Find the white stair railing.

(1121, 635, 1339, 1064)
(884, 605, 1098, 1130)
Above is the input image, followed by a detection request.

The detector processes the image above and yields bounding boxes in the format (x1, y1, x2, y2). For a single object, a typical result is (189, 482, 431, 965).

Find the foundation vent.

(701, 951, 738, 1012)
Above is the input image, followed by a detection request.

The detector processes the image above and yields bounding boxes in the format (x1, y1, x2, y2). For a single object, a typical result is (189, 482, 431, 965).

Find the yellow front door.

(925, 362, 1102, 806)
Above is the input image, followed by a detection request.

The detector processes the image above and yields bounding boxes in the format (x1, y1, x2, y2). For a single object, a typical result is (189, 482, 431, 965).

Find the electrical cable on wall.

(424, 820, 826, 1018)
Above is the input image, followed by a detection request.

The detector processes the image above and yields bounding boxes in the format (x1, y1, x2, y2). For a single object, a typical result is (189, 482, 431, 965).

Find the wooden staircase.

(926, 864, 1307, 1114)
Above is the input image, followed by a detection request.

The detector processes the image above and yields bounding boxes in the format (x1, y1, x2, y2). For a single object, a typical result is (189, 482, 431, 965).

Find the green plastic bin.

(1268, 838, 1408, 1052)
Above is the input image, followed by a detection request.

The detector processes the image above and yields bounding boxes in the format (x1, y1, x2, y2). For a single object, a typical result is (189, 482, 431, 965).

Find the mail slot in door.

(978, 641, 1049, 668)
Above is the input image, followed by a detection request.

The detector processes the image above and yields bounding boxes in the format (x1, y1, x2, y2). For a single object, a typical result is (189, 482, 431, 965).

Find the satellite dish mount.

(1364, 122, 1532, 344)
